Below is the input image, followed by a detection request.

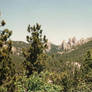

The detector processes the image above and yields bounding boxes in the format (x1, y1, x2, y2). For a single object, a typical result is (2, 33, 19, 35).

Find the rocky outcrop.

(59, 37, 91, 51)
(12, 46, 17, 54)
(60, 37, 77, 50)
(61, 40, 68, 50)
(72, 37, 77, 45)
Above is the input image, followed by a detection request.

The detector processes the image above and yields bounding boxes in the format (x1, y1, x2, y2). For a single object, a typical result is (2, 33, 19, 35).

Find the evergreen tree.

(83, 50, 92, 82)
(0, 15, 15, 86)
(23, 23, 48, 76)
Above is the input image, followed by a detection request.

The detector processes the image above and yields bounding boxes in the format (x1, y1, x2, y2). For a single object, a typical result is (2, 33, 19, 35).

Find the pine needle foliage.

(23, 23, 48, 76)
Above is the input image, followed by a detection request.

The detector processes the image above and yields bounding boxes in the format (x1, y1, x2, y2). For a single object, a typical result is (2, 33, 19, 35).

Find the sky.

(0, 0, 92, 45)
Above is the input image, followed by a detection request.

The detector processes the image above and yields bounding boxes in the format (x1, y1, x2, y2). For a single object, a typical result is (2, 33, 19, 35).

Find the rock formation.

(12, 46, 17, 54)
(60, 37, 90, 51)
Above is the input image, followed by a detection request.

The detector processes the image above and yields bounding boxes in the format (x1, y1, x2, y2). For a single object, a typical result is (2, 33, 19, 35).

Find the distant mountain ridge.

(59, 37, 92, 50)
(11, 37, 92, 55)
(46, 37, 92, 54)
(11, 37, 92, 73)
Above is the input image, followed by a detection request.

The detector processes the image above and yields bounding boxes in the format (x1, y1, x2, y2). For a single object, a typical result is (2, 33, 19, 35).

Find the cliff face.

(59, 37, 92, 51)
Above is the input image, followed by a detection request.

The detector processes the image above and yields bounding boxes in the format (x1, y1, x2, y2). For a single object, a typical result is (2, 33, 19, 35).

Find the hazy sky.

(0, 0, 92, 45)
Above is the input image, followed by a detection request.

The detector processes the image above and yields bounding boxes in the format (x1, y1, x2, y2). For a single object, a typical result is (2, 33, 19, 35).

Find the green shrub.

(0, 86, 7, 92)
(14, 72, 63, 92)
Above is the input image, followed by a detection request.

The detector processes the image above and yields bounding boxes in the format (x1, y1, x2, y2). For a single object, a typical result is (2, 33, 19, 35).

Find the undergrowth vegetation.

(0, 14, 92, 92)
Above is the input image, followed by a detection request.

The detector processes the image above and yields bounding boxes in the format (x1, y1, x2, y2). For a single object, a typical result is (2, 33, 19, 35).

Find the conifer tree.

(23, 23, 48, 75)
(83, 50, 92, 82)
(0, 15, 15, 85)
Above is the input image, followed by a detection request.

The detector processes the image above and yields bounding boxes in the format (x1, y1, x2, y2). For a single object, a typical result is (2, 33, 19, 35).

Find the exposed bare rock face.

(61, 40, 67, 50)
(60, 37, 91, 51)
(77, 38, 85, 45)
(68, 38, 73, 47)
(72, 37, 77, 45)
(66, 61, 81, 69)
(12, 46, 17, 54)
(60, 37, 77, 51)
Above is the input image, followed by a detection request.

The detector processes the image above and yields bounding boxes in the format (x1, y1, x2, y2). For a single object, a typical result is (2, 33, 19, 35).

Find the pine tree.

(82, 50, 92, 83)
(23, 23, 48, 76)
(0, 15, 15, 85)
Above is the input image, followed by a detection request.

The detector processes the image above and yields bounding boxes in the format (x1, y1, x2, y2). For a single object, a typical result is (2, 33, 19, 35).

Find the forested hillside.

(11, 39, 92, 73)
(0, 15, 92, 92)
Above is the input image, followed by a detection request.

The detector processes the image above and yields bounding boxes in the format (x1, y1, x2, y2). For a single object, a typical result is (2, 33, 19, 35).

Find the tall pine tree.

(23, 23, 48, 76)
(0, 15, 15, 85)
